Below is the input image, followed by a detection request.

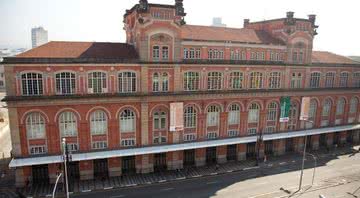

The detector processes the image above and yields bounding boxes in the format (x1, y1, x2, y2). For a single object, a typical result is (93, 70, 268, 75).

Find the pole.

(306, 152, 317, 186)
(52, 173, 62, 198)
(299, 134, 307, 191)
(62, 138, 70, 198)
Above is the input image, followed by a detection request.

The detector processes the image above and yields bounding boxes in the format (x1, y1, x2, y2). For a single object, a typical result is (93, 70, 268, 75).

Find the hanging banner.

(170, 102, 184, 132)
(279, 96, 291, 122)
(300, 97, 311, 121)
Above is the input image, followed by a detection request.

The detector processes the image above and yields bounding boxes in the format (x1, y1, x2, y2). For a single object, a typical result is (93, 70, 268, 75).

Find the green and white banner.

(279, 96, 291, 122)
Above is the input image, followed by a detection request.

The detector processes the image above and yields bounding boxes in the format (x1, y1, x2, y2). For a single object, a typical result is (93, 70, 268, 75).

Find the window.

(322, 99, 331, 117)
(256, 52, 265, 60)
(248, 103, 260, 123)
(264, 126, 275, 134)
(59, 112, 77, 137)
(287, 102, 299, 130)
(21, 73, 43, 95)
(67, 143, 78, 152)
(184, 48, 201, 59)
(183, 72, 200, 91)
(298, 52, 304, 63)
(162, 46, 169, 60)
(268, 72, 281, 89)
(207, 72, 223, 90)
(250, 52, 256, 60)
(228, 104, 240, 125)
(292, 52, 298, 62)
(230, 50, 241, 60)
(55, 72, 76, 95)
(336, 98, 346, 115)
(184, 106, 197, 128)
(121, 139, 135, 147)
(306, 100, 317, 128)
(152, 72, 159, 92)
(208, 49, 224, 60)
(339, 72, 349, 87)
(183, 134, 196, 142)
(227, 130, 239, 137)
(26, 113, 46, 139)
(206, 132, 218, 140)
(248, 128, 257, 135)
(249, 72, 263, 89)
(229, 72, 243, 90)
(120, 109, 136, 133)
(291, 72, 302, 88)
(325, 72, 335, 88)
(153, 135, 167, 144)
(153, 111, 167, 130)
(267, 102, 277, 121)
(207, 105, 220, 126)
(92, 141, 107, 149)
(118, 72, 137, 93)
(350, 97, 358, 114)
(88, 72, 107, 93)
(29, 145, 47, 155)
(152, 46, 160, 60)
(309, 72, 321, 88)
(162, 73, 169, 92)
(353, 72, 360, 87)
(90, 110, 107, 135)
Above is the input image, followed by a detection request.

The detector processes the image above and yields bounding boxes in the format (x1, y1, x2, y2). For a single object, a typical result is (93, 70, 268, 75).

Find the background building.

(31, 27, 48, 48)
(2, 0, 360, 187)
(212, 17, 226, 27)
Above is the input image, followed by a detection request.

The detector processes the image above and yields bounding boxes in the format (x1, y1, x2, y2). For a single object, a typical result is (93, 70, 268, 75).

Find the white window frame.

(55, 72, 76, 95)
(249, 72, 263, 89)
(339, 72, 349, 87)
(290, 72, 302, 89)
(121, 138, 136, 147)
(206, 132, 218, 140)
(228, 104, 240, 125)
(92, 141, 108, 150)
(26, 112, 46, 139)
(153, 135, 167, 144)
(248, 103, 260, 123)
(322, 99, 331, 117)
(207, 72, 223, 90)
(153, 111, 167, 130)
(152, 46, 160, 60)
(183, 133, 196, 142)
(267, 102, 277, 121)
(207, 105, 220, 126)
(21, 72, 43, 96)
(184, 106, 197, 128)
(229, 71, 243, 90)
(268, 72, 281, 89)
(227, 130, 239, 137)
(350, 97, 358, 114)
(183, 71, 200, 91)
(88, 72, 107, 94)
(118, 71, 137, 93)
(325, 72, 335, 88)
(59, 111, 77, 137)
(310, 72, 321, 88)
(29, 145, 47, 155)
(336, 98, 346, 115)
(120, 109, 136, 133)
(90, 110, 107, 135)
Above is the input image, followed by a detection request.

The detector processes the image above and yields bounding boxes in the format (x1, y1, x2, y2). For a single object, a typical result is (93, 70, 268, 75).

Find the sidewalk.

(19, 145, 360, 198)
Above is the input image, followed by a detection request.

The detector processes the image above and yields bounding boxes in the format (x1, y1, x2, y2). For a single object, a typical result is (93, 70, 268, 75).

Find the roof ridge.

(184, 24, 247, 31)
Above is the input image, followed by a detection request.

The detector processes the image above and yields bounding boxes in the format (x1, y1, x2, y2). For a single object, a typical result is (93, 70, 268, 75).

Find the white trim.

(9, 124, 360, 168)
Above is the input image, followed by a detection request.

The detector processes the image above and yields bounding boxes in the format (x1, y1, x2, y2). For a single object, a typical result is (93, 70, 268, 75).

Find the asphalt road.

(72, 149, 360, 198)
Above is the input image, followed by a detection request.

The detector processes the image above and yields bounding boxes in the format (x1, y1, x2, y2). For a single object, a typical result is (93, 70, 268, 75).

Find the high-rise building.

(2, 0, 360, 188)
(212, 17, 226, 27)
(31, 27, 48, 48)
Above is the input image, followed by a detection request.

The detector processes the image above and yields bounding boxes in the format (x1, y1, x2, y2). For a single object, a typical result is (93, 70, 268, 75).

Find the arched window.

(183, 71, 200, 91)
(26, 112, 46, 139)
(353, 72, 360, 87)
(249, 72, 263, 89)
(228, 104, 240, 125)
(350, 97, 358, 114)
(306, 99, 317, 128)
(207, 105, 220, 126)
(152, 46, 160, 60)
(88, 72, 107, 93)
(229, 72, 243, 90)
(339, 72, 349, 87)
(184, 106, 197, 128)
(162, 73, 169, 92)
(59, 111, 77, 137)
(325, 72, 335, 88)
(55, 72, 76, 95)
(288, 101, 299, 130)
(152, 72, 160, 92)
(162, 46, 169, 60)
(248, 103, 260, 123)
(120, 109, 136, 133)
(268, 72, 281, 89)
(207, 72, 223, 90)
(90, 110, 107, 135)
(21, 73, 43, 95)
(336, 98, 346, 115)
(322, 99, 332, 117)
(267, 102, 278, 121)
(153, 111, 167, 130)
(310, 72, 321, 88)
(118, 72, 137, 93)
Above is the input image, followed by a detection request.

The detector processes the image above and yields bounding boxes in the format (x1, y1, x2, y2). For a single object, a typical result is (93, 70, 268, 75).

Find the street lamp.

(62, 138, 70, 198)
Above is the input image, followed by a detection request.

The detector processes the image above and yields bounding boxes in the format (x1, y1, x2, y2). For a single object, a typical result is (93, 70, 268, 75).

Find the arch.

(21, 109, 50, 124)
(310, 97, 321, 106)
(226, 101, 245, 112)
(322, 96, 335, 105)
(184, 102, 202, 114)
(54, 108, 82, 122)
(265, 99, 280, 109)
(149, 104, 169, 116)
(246, 100, 264, 110)
(116, 105, 140, 119)
(86, 106, 112, 121)
(204, 102, 224, 112)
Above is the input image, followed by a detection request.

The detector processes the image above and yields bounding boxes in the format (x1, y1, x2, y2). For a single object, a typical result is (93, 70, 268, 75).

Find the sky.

(1, 0, 359, 56)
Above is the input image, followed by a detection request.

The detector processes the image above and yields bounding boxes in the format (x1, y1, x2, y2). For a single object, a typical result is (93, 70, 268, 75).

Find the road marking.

(104, 186, 114, 190)
(243, 166, 259, 170)
(81, 189, 92, 193)
(110, 195, 125, 198)
(192, 175, 202, 178)
(160, 187, 174, 191)
(125, 184, 137, 187)
(279, 162, 287, 165)
(227, 170, 234, 173)
(158, 180, 167, 183)
(206, 181, 219, 185)
(210, 172, 218, 175)
(176, 177, 186, 180)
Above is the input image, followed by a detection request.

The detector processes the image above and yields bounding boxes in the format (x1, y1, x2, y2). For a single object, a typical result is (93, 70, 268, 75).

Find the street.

(72, 148, 360, 198)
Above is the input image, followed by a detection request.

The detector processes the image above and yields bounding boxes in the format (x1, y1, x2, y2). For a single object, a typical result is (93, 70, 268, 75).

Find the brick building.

(3, 0, 360, 187)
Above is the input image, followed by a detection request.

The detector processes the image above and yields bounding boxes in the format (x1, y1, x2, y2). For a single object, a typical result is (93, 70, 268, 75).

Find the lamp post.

(62, 138, 70, 198)
(256, 127, 263, 166)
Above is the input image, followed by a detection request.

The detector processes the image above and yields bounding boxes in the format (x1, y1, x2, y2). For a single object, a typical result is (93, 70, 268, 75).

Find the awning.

(9, 124, 360, 168)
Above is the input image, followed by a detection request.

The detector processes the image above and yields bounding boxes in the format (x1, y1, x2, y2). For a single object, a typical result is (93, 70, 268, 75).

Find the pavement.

(16, 145, 360, 198)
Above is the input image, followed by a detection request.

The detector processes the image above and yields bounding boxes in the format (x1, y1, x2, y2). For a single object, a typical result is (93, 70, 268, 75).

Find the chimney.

(308, 14, 316, 26)
(244, 19, 250, 27)
(286, 11, 294, 19)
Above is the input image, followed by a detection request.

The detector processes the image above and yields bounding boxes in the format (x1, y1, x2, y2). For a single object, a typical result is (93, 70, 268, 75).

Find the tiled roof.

(181, 25, 285, 45)
(312, 51, 357, 64)
(16, 41, 138, 59)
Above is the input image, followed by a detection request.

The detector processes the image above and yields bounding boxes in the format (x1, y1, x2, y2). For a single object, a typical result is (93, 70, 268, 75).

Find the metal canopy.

(9, 124, 360, 168)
